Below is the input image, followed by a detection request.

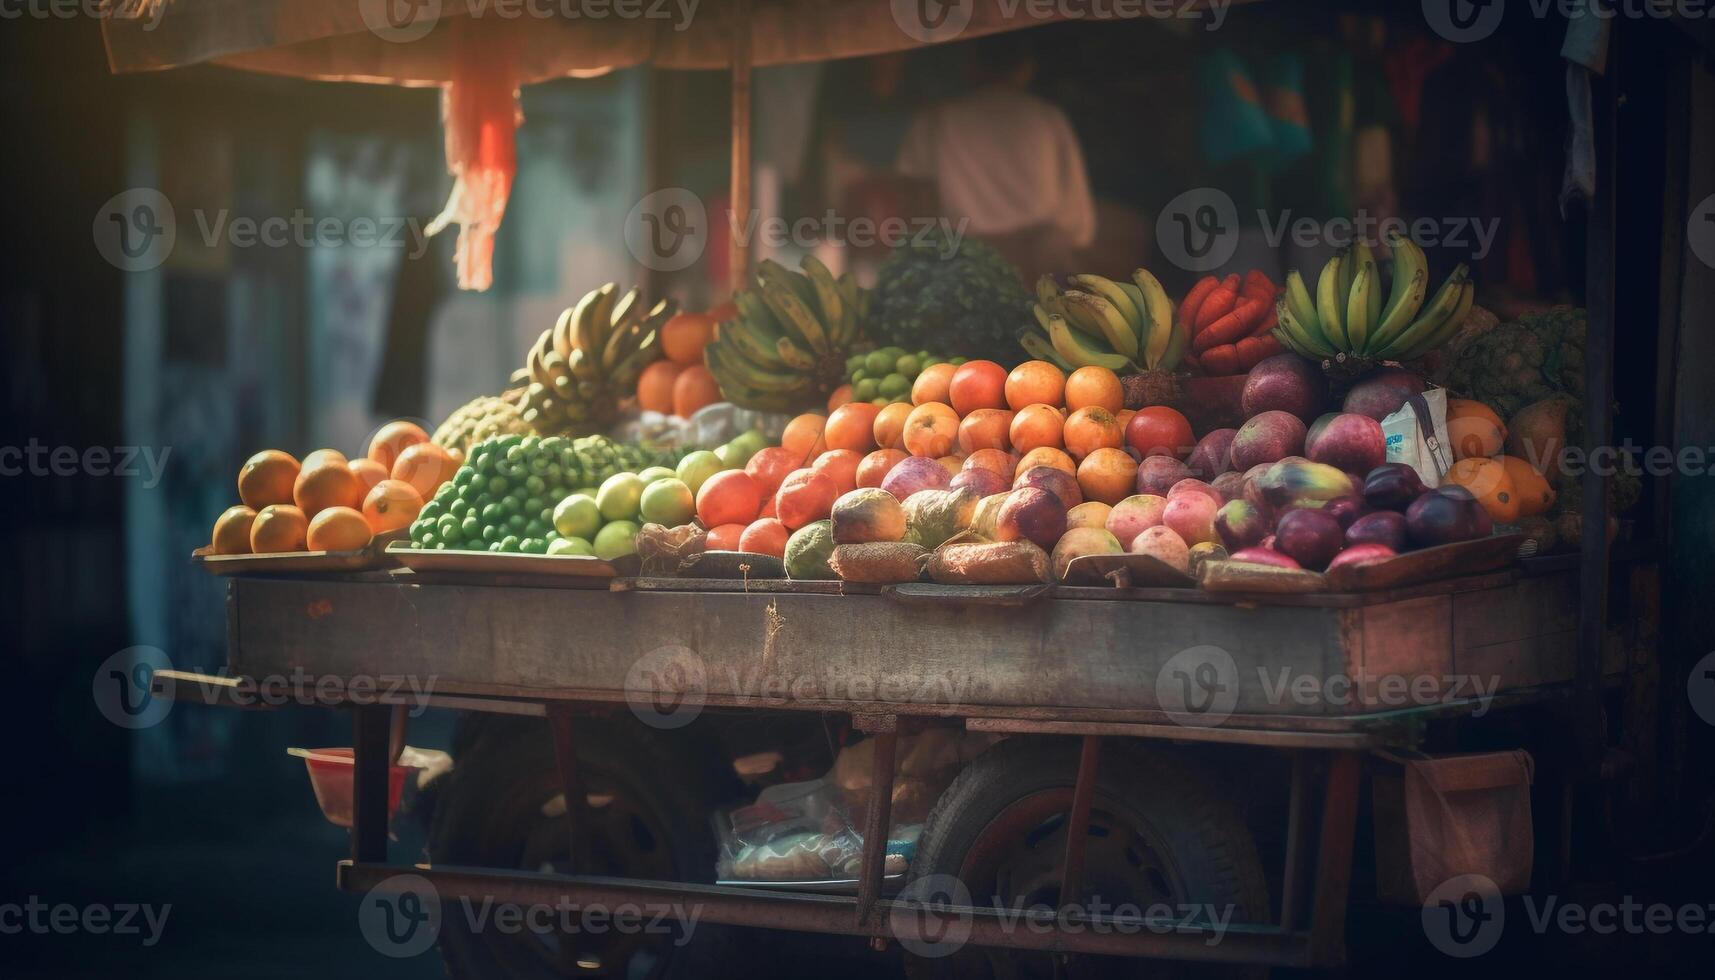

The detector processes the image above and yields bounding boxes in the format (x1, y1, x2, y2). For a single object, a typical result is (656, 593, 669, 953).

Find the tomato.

(1124, 406, 1195, 460)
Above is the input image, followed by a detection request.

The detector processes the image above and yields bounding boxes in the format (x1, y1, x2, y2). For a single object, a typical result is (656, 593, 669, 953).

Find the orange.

(902, 402, 960, 458)
(307, 506, 372, 552)
(237, 450, 301, 510)
(873, 402, 913, 450)
(696, 470, 763, 527)
(911, 363, 957, 406)
(672, 364, 723, 417)
(1005, 360, 1067, 410)
(738, 518, 790, 558)
(1498, 455, 1556, 518)
(210, 505, 257, 556)
(661, 312, 717, 366)
(1446, 457, 1520, 524)
(1077, 448, 1138, 506)
(301, 448, 348, 471)
(826, 402, 882, 453)
(957, 408, 1014, 454)
(782, 414, 828, 458)
(250, 504, 309, 554)
(856, 449, 908, 487)
(705, 523, 747, 551)
(1063, 407, 1124, 462)
(1117, 409, 1137, 433)
(812, 449, 862, 495)
(293, 459, 364, 518)
(1017, 446, 1077, 479)
(963, 448, 1018, 481)
(1009, 404, 1065, 454)
(745, 447, 803, 498)
(349, 457, 391, 494)
(1446, 399, 1507, 460)
(391, 442, 459, 503)
(948, 360, 1008, 415)
(362, 479, 424, 534)
(1064, 366, 1124, 413)
(366, 420, 429, 471)
(826, 384, 854, 413)
(637, 360, 685, 415)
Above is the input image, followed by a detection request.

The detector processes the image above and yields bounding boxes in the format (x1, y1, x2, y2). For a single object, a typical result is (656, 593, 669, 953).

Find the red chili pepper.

(1194, 274, 1242, 333)
(1199, 344, 1242, 375)
(1177, 275, 1221, 333)
(1240, 269, 1277, 304)
(1192, 297, 1269, 354)
(1248, 305, 1279, 338)
(1235, 334, 1282, 370)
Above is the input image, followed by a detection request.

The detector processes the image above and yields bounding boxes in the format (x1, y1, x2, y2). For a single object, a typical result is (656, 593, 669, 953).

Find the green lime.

(675, 451, 725, 494)
(498, 534, 522, 553)
(871, 397, 891, 407)
(592, 520, 640, 561)
(573, 486, 600, 500)
(639, 478, 696, 525)
(845, 354, 865, 375)
(547, 536, 595, 557)
(519, 537, 548, 555)
(553, 493, 602, 539)
(864, 350, 893, 375)
(596, 473, 646, 522)
(878, 373, 911, 398)
(949, 356, 968, 366)
(854, 378, 880, 401)
(851, 368, 870, 384)
(637, 466, 677, 484)
(895, 354, 921, 377)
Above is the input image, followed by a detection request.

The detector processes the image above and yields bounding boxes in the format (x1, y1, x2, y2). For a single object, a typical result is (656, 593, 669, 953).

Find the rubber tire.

(427, 713, 746, 980)
(906, 737, 1271, 979)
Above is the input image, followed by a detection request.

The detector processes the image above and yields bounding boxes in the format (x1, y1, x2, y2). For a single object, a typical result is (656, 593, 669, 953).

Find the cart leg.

(351, 704, 391, 864)
(1279, 750, 1312, 929)
(855, 723, 899, 927)
(1307, 750, 1363, 966)
(1059, 735, 1102, 907)
(546, 704, 589, 874)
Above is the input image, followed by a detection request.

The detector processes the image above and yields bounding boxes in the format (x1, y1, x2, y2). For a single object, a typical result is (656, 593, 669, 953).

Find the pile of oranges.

(769, 360, 1189, 508)
(209, 420, 461, 556)
(634, 306, 727, 418)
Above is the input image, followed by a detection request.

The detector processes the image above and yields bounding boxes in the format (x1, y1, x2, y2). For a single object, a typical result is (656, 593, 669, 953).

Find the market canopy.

(101, 0, 1083, 83)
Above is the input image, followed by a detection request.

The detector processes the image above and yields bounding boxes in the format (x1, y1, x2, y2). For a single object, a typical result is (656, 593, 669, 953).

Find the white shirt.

(896, 87, 1097, 248)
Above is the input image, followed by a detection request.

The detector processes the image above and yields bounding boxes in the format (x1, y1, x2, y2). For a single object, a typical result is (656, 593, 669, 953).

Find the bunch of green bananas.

(520, 283, 677, 436)
(1274, 233, 1474, 363)
(705, 256, 870, 412)
(1019, 270, 1185, 374)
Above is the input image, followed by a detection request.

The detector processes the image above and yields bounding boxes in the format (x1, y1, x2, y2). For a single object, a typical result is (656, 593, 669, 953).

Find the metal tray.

(384, 541, 633, 580)
(192, 529, 406, 576)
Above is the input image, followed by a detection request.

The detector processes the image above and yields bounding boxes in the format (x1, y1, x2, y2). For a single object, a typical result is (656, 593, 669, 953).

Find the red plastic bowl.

(292, 748, 411, 829)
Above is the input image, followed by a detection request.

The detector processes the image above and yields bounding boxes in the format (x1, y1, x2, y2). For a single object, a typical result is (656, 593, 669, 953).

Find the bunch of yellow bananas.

(1019, 270, 1186, 374)
(520, 283, 677, 435)
(705, 256, 870, 413)
(1274, 233, 1474, 363)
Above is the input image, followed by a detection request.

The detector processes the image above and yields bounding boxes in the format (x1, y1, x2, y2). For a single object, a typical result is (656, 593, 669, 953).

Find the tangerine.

(362, 478, 424, 534)
(1077, 447, 1138, 505)
(826, 402, 882, 453)
(911, 363, 957, 406)
(902, 403, 960, 458)
(672, 364, 723, 417)
(661, 312, 716, 365)
(637, 360, 685, 415)
(873, 402, 913, 450)
(948, 360, 1008, 415)
(307, 506, 373, 552)
(366, 420, 429, 470)
(210, 505, 257, 555)
(250, 504, 308, 553)
(391, 442, 459, 502)
(1005, 360, 1067, 410)
(856, 449, 909, 488)
(738, 518, 790, 558)
(294, 459, 364, 517)
(1016, 447, 1077, 479)
(237, 450, 301, 510)
(1064, 366, 1124, 413)
(782, 413, 828, 458)
(348, 457, 390, 494)
(696, 470, 762, 527)
(957, 408, 1014, 454)
(1009, 404, 1065, 453)
(1063, 407, 1124, 462)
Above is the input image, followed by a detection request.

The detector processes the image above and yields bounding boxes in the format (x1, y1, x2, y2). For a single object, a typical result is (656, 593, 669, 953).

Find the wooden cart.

(160, 562, 1606, 972)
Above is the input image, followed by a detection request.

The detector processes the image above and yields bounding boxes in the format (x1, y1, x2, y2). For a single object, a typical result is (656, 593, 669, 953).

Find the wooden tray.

(384, 542, 634, 580)
(192, 529, 406, 576)
(679, 550, 787, 580)
(1199, 560, 1328, 594)
(1060, 552, 1196, 588)
(1322, 533, 1525, 593)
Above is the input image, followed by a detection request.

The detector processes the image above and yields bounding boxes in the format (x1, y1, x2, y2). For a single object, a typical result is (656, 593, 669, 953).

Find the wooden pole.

(728, 0, 752, 296)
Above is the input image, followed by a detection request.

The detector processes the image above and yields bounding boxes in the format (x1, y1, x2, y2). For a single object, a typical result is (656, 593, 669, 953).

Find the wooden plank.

(964, 718, 1380, 749)
(1357, 596, 1454, 709)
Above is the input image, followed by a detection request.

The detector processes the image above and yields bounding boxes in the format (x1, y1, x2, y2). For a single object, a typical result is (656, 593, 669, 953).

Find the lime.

(948, 356, 968, 366)
(639, 478, 696, 525)
(845, 354, 865, 374)
(547, 536, 595, 557)
(637, 466, 677, 484)
(553, 493, 602, 539)
(675, 451, 725, 494)
(864, 350, 893, 375)
(854, 378, 880, 401)
(592, 520, 640, 561)
(895, 354, 921, 377)
(878, 373, 911, 398)
(851, 368, 870, 384)
(498, 534, 522, 553)
(596, 473, 646, 522)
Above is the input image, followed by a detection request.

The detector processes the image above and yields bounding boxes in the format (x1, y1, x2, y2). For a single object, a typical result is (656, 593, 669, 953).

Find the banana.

(761, 283, 830, 354)
(1344, 263, 1374, 353)
(1018, 329, 1073, 371)
(721, 317, 788, 368)
(1316, 253, 1350, 351)
(1070, 274, 1144, 334)
(1396, 280, 1474, 361)
(1131, 268, 1177, 370)
(709, 340, 812, 394)
(1284, 269, 1320, 333)
(1367, 267, 1427, 354)
(552, 306, 575, 359)
(775, 336, 820, 371)
(1047, 314, 1133, 371)
(583, 283, 620, 355)
(600, 315, 646, 370)
(1035, 274, 1062, 307)
(1063, 291, 1139, 361)
(608, 335, 661, 388)
(1377, 232, 1428, 331)
(1373, 266, 1467, 359)
(1272, 327, 1310, 358)
(1336, 245, 1356, 316)
(566, 347, 599, 382)
(1356, 241, 1382, 332)
(1276, 298, 1336, 357)
(758, 260, 820, 318)
(800, 254, 848, 343)
(608, 286, 643, 336)
(1031, 302, 1056, 335)
(528, 335, 552, 387)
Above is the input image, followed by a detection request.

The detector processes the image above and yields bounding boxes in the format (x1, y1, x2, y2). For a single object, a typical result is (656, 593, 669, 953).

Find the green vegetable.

(869, 229, 1032, 366)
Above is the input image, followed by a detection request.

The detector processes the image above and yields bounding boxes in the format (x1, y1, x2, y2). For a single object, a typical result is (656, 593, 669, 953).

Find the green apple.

(676, 450, 725, 494)
(596, 473, 646, 522)
(639, 478, 696, 526)
(547, 536, 594, 557)
(637, 466, 677, 484)
(729, 429, 769, 458)
(592, 520, 640, 561)
(552, 493, 602, 539)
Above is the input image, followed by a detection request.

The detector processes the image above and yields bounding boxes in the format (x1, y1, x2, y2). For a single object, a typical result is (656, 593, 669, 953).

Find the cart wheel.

(427, 714, 743, 980)
(904, 738, 1270, 979)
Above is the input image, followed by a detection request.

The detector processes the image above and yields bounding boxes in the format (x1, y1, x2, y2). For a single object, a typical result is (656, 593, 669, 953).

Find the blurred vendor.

(895, 32, 1096, 278)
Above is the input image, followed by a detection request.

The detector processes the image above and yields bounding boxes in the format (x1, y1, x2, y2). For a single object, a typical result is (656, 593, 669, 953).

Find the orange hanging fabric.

(426, 18, 522, 292)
